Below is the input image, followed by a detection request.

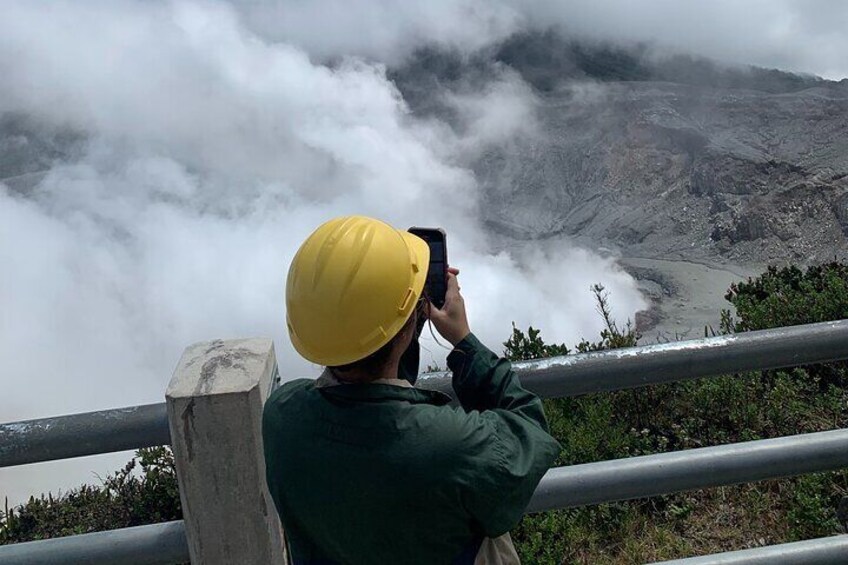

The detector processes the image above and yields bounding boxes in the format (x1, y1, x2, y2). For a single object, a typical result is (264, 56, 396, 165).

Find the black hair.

(329, 299, 425, 377)
(330, 334, 398, 376)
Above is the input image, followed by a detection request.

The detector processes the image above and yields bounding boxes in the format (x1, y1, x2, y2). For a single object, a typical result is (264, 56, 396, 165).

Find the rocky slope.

(394, 34, 848, 266)
(479, 80, 848, 265)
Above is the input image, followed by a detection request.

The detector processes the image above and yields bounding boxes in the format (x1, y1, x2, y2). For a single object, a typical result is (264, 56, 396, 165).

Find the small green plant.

(575, 284, 641, 352)
(504, 284, 639, 362)
(510, 285, 646, 563)
(786, 472, 848, 540)
(503, 323, 570, 361)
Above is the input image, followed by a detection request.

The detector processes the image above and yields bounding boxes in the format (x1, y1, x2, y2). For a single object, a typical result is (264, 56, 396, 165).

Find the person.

(262, 216, 561, 564)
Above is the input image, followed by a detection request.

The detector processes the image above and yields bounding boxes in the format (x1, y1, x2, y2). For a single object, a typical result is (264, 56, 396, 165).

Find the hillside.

(388, 33, 848, 337)
(393, 33, 848, 266)
(478, 80, 848, 265)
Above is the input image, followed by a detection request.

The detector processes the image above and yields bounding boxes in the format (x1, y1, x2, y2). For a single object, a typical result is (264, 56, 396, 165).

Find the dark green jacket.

(262, 334, 561, 564)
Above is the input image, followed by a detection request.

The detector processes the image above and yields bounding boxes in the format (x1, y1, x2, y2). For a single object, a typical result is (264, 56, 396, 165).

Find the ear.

(395, 313, 417, 349)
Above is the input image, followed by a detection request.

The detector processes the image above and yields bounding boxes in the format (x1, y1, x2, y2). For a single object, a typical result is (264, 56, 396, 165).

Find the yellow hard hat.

(286, 216, 430, 366)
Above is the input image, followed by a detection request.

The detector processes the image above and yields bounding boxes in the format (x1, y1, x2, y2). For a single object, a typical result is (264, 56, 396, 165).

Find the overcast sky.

(241, 0, 848, 79)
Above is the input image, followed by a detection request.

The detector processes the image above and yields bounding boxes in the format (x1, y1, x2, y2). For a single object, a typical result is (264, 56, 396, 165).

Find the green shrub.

(786, 472, 848, 541)
(723, 262, 848, 332)
(1, 447, 181, 544)
(511, 269, 848, 563)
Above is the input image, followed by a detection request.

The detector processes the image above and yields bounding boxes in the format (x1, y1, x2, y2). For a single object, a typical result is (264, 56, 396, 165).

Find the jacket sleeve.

(447, 333, 562, 536)
(448, 333, 548, 426)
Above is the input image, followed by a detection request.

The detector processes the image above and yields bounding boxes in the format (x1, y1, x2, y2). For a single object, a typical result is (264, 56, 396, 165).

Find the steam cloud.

(8, 0, 838, 504)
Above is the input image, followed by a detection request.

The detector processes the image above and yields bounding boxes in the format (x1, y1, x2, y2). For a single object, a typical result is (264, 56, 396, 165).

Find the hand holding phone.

(426, 268, 471, 346)
(407, 228, 469, 345)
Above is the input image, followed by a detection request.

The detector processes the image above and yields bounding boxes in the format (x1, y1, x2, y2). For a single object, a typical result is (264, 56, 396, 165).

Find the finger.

(445, 272, 460, 298)
(447, 266, 460, 276)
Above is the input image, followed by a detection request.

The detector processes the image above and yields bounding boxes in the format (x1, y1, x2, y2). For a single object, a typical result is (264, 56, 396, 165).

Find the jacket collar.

(315, 369, 452, 406)
(315, 368, 414, 389)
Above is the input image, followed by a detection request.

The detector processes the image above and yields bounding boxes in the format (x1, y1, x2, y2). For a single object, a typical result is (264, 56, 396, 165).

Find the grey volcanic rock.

(477, 81, 848, 264)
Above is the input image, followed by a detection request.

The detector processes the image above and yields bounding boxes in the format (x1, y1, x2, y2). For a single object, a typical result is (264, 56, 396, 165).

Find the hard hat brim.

(400, 230, 430, 309)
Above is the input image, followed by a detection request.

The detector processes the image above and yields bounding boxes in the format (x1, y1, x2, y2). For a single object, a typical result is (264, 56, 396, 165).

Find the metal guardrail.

(417, 319, 848, 398)
(648, 534, 848, 564)
(0, 403, 170, 467)
(0, 521, 189, 565)
(527, 428, 848, 513)
(3, 321, 848, 564)
(5, 321, 848, 467)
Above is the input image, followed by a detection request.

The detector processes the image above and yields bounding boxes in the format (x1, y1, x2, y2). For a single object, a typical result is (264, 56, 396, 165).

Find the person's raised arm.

(429, 268, 561, 535)
(427, 269, 545, 419)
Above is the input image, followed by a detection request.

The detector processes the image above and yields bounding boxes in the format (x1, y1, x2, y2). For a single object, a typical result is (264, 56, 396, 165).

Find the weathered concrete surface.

(166, 338, 285, 565)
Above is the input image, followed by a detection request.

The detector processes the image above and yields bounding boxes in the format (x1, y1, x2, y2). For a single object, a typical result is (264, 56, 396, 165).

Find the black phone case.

(408, 227, 448, 309)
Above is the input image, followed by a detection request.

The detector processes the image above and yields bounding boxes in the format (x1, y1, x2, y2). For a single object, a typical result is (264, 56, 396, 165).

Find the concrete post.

(166, 338, 286, 564)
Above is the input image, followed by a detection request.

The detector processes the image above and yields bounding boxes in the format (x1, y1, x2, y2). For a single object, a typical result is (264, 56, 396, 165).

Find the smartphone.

(408, 227, 448, 309)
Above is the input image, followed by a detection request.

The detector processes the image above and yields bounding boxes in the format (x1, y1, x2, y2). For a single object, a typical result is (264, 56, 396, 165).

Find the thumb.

(442, 273, 461, 306)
